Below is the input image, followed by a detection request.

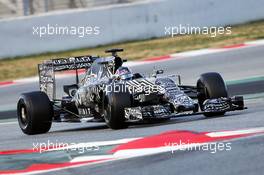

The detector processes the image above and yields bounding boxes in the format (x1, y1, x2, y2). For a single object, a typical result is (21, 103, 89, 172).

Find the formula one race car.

(17, 49, 245, 135)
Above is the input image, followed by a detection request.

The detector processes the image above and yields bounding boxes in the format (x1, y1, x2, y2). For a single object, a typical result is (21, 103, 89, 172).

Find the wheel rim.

(19, 105, 28, 129)
(21, 107, 27, 121)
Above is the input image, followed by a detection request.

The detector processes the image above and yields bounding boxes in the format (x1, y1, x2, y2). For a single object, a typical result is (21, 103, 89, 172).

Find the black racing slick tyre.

(104, 85, 131, 129)
(17, 91, 53, 135)
(197, 72, 228, 117)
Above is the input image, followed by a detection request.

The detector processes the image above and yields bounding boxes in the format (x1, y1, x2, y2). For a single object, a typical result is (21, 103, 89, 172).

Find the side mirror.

(156, 70, 164, 75)
(152, 69, 164, 78)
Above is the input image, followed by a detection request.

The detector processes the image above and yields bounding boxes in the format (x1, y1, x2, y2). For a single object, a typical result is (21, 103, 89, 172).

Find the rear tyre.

(17, 91, 53, 135)
(104, 85, 131, 129)
(197, 72, 228, 117)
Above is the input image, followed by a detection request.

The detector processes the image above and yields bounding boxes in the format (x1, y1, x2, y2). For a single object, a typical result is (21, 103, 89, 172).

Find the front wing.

(124, 96, 245, 121)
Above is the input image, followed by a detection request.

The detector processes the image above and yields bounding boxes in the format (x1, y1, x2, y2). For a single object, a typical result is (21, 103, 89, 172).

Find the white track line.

(0, 121, 17, 125)
(206, 127, 264, 137)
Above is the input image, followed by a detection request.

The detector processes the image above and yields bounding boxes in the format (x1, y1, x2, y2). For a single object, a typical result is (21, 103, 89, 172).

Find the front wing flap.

(203, 96, 245, 113)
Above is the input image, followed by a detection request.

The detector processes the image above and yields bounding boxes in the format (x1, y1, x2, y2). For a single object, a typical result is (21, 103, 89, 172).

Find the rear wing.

(38, 55, 97, 100)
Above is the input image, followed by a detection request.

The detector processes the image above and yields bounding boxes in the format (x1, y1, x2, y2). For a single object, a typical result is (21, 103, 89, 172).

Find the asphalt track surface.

(0, 44, 264, 174)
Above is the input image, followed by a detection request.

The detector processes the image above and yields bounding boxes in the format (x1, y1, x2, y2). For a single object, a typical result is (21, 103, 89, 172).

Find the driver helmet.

(115, 66, 133, 80)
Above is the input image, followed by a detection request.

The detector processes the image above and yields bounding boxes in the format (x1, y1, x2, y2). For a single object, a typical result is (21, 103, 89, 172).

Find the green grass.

(1, 20, 264, 81)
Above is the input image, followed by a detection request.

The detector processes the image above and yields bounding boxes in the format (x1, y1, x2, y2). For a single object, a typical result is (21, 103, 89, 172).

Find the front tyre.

(17, 91, 53, 135)
(104, 85, 131, 129)
(197, 72, 228, 117)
